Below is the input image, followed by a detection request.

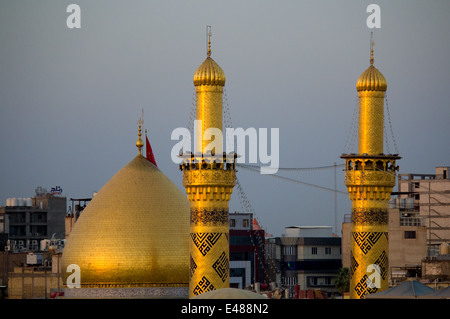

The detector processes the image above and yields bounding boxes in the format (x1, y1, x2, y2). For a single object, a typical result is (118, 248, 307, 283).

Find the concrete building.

(265, 226, 342, 297)
(388, 198, 428, 280)
(0, 250, 64, 299)
(64, 197, 91, 238)
(0, 188, 66, 251)
(229, 212, 265, 289)
(6, 252, 63, 299)
(397, 166, 450, 255)
(342, 202, 428, 282)
(422, 244, 450, 282)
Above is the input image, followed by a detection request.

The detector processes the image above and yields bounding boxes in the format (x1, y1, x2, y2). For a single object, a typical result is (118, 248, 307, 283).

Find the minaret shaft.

(358, 91, 384, 155)
(195, 85, 224, 153)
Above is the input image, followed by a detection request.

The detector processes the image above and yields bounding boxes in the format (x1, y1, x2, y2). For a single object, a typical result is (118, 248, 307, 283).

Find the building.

(0, 187, 67, 299)
(421, 245, 450, 282)
(179, 29, 237, 298)
(342, 199, 428, 282)
(340, 41, 400, 298)
(61, 123, 191, 298)
(6, 252, 63, 299)
(0, 188, 66, 252)
(64, 197, 91, 238)
(397, 166, 450, 254)
(0, 242, 66, 299)
(229, 212, 265, 289)
(265, 226, 342, 298)
(388, 197, 428, 280)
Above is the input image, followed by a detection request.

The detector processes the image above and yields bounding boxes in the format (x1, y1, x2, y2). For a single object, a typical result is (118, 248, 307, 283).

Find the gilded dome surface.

(356, 64, 387, 92)
(193, 57, 226, 86)
(61, 155, 190, 287)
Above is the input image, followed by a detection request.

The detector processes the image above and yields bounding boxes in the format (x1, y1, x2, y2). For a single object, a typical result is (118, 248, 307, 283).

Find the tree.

(335, 267, 350, 295)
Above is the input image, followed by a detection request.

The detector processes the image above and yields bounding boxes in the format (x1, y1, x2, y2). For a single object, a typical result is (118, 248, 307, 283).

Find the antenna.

(206, 25, 212, 57)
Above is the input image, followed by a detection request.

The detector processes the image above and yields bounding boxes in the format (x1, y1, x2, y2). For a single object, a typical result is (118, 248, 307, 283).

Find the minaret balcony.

(340, 154, 400, 188)
(180, 152, 236, 188)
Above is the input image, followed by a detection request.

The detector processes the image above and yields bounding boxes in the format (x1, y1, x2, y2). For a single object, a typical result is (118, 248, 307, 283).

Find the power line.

(237, 163, 345, 171)
(237, 163, 348, 195)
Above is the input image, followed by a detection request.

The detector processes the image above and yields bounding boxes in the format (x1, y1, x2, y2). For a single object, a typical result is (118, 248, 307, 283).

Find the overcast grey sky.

(1, 1, 449, 237)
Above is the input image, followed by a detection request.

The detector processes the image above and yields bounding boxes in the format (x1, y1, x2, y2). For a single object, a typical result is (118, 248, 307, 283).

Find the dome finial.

(207, 25, 212, 57)
(136, 110, 144, 155)
(356, 33, 387, 92)
(193, 27, 225, 86)
(370, 32, 374, 65)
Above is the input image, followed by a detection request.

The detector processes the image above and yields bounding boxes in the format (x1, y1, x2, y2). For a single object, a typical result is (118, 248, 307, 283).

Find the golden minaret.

(180, 29, 236, 298)
(341, 41, 400, 299)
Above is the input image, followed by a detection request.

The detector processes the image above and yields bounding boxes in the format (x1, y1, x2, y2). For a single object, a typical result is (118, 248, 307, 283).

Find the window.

(325, 247, 332, 255)
(309, 276, 332, 287)
(311, 247, 317, 255)
(308, 277, 317, 286)
(404, 231, 416, 239)
(284, 276, 297, 286)
(283, 246, 295, 255)
(230, 219, 235, 227)
(242, 219, 249, 228)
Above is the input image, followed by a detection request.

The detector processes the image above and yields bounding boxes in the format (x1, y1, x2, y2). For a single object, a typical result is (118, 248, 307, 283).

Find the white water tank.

(40, 239, 51, 251)
(10, 198, 17, 206)
(25, 197, 32, 206)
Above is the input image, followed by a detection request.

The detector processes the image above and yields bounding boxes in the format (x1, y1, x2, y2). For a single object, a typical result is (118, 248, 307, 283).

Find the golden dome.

(61, 155, 190, 287)
(193, 56, 226, 86)
(356, 64, 387, 92)
(356, 44, 387, 92)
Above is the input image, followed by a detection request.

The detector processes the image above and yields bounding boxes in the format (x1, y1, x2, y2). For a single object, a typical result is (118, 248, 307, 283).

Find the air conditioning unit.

(6, 240, 17, 252)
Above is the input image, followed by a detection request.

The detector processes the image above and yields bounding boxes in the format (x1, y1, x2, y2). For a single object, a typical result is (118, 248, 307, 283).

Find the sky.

(0, 1, 449, 237)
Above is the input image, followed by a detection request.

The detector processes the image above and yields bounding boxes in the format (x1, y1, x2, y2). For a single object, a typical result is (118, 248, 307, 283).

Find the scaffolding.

(398, 167, 450, 256)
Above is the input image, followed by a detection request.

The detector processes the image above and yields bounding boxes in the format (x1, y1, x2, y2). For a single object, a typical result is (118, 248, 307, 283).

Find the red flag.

(146, 135, 157, 167)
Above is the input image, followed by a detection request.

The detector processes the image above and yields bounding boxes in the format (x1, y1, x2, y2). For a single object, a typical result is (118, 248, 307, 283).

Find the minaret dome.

(193, 58, 226, 86)
(356, 43, 387, 92)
